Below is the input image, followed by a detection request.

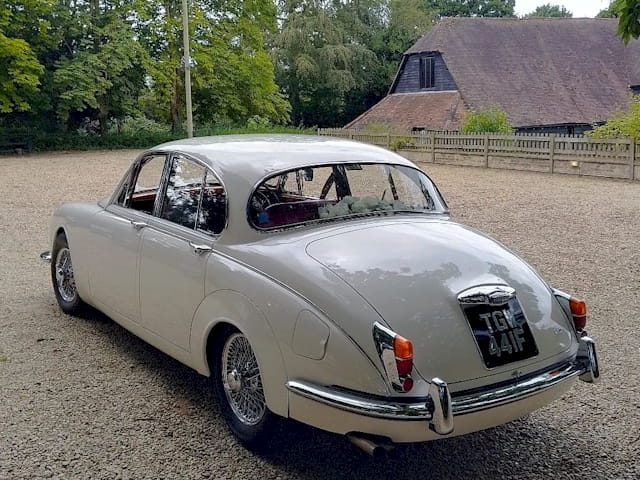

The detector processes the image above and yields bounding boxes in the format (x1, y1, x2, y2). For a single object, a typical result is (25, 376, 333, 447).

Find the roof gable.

(405, 18, 640, 127)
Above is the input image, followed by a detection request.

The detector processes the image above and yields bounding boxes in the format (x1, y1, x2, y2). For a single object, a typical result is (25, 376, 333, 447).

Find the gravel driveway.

(0, 149, 638, 479)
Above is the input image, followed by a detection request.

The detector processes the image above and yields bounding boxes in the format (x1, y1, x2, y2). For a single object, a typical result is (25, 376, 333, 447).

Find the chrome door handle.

(130, 220, 148, 230)
(189, 242, 212, 255)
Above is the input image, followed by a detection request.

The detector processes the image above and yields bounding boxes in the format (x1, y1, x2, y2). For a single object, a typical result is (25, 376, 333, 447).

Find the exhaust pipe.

(347, 434, 394, 457)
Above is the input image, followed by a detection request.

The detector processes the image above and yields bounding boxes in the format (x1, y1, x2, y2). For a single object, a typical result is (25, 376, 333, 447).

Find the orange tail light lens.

(393, 335, 413, 359)
(393, 335, 414, 382)
(569, 297, 587, 331)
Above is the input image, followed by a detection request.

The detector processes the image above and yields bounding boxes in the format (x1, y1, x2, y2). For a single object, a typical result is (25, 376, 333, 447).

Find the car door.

(89, 153, 169, 323)
(138, 153, 227, 351)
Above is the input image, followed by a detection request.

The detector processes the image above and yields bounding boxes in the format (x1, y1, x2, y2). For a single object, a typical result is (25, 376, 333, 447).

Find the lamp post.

(182, 0, 194, 138)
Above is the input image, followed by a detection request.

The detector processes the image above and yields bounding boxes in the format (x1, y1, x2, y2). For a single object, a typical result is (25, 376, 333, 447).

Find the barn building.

(346, 17, 640, 135)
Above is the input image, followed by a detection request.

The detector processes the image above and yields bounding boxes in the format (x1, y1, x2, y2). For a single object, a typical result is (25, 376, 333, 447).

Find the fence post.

(431, 131, 436, 163)
(386, 133, 391, 149)
(629, 138, 636, 180)
(549, 135, 556, 174)
(483, 134, 489, 168)
(350, 131, 355, 140)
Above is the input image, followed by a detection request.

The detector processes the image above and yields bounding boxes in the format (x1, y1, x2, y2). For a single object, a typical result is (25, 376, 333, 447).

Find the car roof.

(153, 134, 417, 185)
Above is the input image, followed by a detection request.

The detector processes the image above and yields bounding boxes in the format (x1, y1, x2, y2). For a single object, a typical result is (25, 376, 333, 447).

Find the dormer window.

(419, 56, 435, 89)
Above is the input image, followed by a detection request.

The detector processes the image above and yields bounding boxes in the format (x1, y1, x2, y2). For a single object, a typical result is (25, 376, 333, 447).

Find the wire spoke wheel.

(221, 333, 266, 426)
(55, 247, 77, 303)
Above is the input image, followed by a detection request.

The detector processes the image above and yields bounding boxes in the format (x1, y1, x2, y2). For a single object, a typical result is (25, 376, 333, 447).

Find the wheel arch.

(190, 289, 289, 418)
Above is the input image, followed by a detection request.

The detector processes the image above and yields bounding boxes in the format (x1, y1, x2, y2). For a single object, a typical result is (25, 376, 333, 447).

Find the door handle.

(130, 220, 148, 230)
(189, 242, 212, 255)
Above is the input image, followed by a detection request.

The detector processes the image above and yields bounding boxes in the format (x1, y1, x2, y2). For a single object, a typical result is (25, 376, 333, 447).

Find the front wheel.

(211, 326, 279, 449)
(51, 232, 88, 316)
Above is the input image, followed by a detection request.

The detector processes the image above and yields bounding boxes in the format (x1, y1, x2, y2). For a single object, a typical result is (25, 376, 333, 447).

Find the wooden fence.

(317, 129, 639, 181)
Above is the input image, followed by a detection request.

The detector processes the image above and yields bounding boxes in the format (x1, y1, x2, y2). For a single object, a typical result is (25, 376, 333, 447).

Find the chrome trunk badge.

(457, 285, 516, 306)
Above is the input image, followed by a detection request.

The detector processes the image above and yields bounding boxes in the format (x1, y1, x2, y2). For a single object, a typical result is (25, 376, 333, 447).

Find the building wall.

(393, 53, 457, 94)
(516, 124, 594, 135)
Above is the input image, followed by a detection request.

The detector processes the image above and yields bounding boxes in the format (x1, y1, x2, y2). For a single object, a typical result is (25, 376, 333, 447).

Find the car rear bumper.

(286, 335, 598, 442)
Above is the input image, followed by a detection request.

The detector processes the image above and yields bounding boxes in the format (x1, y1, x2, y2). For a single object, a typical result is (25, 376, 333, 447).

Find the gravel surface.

(0, 149, 639, 479)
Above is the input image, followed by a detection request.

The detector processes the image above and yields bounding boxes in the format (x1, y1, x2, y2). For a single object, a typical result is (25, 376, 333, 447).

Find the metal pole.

(182, 0, 193, 138)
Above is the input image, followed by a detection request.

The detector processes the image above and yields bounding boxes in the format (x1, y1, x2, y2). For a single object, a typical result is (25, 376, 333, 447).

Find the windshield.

(248, 163, 447, 230)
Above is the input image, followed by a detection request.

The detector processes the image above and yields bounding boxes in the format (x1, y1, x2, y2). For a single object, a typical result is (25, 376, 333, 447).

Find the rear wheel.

(211, 325, 278, 449)
(51, 233, 88, 316)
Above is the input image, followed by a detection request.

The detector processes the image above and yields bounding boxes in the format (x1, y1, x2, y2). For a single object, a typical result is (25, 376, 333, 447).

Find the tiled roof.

(403, 17, 640, 127)
(345, 91, 465, 131)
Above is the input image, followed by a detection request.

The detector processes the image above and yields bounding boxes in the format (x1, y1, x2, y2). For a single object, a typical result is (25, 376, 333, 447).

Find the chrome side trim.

(40, 251, 52, 263)
(372, 321, 408, 392)
(286, 380, 434, 420)
(452, 361, 579, 414)
(287, 341, 599, 424)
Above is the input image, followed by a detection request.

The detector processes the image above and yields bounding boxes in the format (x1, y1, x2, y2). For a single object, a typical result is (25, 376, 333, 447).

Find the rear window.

(248, 163, 447, 230)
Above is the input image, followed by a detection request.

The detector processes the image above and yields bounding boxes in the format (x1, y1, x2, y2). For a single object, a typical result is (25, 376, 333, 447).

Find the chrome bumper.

(286, 336, 599, 436)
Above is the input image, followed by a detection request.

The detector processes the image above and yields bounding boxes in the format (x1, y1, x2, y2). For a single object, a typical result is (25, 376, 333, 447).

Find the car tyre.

(211, 325, 279, 449)
(51, 232, 88, 316)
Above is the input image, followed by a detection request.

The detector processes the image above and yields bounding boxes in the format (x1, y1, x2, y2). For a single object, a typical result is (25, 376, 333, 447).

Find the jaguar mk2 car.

(42, 135, 599, 453)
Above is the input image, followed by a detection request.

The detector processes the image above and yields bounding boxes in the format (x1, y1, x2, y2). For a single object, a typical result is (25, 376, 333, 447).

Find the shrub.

(461, 106, 513, 134)
(108, 116, 172, 136)
(586, 95, 640, 140)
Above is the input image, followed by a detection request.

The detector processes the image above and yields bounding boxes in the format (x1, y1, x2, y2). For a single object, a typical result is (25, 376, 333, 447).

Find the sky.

(515, 0, 611, 17)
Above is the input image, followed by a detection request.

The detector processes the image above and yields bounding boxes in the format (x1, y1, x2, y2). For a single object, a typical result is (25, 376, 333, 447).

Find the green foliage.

(27, 125, 313, 151)
(426, 0, 515, 17)
(0, 0, 291, 136)
(461, 106, 513, 134)
(136, 0, 289, 130)
(615, 0, 640, 44)
(0, 1, 45, 112)
(586, 95, 640, 140)
(53, 17, 148, 129)
(107, 116, 171, 136)
(273, 1, 380, 126)
(597, 2, 619, 18)
(524, 4, 572, 18)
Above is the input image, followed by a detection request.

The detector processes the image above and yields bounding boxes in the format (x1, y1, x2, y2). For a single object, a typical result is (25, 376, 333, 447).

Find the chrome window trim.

(107, 150, 229, 237)
(246, 161, 449, 233)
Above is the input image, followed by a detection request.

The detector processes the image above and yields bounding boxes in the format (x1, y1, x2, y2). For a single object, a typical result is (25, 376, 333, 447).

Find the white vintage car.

(42, 135, 599, 454)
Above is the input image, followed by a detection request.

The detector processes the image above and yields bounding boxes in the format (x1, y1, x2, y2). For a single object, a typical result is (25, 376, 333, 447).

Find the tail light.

(569, 297, 587, 331)
(373, 323, 414, 392)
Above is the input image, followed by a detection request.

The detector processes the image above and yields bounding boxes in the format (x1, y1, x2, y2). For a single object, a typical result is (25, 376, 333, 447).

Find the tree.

(53, 4, 148, 132)
(136, 0, 289, 130)
(273, 1, 379, 126)
(597, 2, 619, 18)
(586, 95, 640, 140)
(524, 3, 572, 18)
(614, 0, 640, 43)
(460, 106, 513, 134)
(426, 0, 515, 17)
(0, 1, 46, 113)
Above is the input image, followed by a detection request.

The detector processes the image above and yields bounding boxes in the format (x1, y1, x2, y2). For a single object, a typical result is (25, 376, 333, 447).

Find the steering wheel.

(251, 189, 279, 212)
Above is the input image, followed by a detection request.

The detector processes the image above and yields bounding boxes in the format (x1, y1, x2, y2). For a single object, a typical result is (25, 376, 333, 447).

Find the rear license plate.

(463, 299, 538, 368)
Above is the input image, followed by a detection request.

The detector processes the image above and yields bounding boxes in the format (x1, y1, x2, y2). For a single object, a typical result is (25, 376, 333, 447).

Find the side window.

(197, 170, 227, 235)
(160, 156, 206, 229)
(128, 155, 167, 214)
